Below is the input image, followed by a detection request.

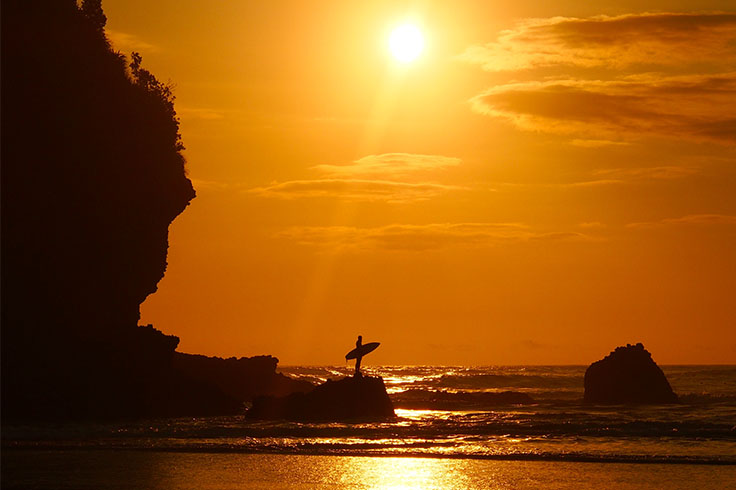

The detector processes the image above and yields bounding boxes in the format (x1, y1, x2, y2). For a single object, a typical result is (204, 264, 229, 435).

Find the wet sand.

(3, 450, 734, 489)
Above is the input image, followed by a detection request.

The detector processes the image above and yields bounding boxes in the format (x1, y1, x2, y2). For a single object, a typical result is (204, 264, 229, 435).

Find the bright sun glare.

(389, 24, 424, 63)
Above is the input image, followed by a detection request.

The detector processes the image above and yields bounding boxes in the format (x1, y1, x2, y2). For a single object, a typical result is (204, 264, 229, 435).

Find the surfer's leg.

(355, 356, 362, 376)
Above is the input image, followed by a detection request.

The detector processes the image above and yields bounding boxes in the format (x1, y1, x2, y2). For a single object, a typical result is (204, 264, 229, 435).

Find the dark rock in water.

(584, 343, 678, 404)
(392, 389, 535, 410)
(173, 353, 314, 402)
(247, 376, 396, 421)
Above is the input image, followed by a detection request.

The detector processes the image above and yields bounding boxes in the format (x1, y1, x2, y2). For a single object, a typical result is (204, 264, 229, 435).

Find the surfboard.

(345, 342, 380, 360)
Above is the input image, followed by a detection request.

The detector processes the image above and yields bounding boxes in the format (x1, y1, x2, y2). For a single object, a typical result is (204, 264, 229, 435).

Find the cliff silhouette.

(1, 0, 306, 420)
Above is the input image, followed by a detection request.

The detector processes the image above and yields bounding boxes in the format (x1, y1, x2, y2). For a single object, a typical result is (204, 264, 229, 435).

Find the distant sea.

(4, 365, 736, 489)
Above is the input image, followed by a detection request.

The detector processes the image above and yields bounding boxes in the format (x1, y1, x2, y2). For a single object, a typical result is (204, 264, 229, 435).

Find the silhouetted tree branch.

(80, 0, 106, 32)
(129, 51, 184, 151)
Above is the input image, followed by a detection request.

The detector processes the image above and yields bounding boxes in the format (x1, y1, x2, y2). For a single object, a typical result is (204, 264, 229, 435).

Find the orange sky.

(103, 0, 736, 365)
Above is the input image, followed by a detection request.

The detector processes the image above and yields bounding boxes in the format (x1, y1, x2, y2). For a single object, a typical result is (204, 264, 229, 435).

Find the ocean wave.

(6, 412, 734, 442)
(4, 441, 735, 466)
(433, 373, 581, 390)
(391, 389, 536, 410)
(5, 366, 735, 468)
(678, 393, 736, 404)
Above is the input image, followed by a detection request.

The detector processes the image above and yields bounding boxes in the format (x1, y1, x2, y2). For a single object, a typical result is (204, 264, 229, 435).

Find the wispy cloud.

(105, 29, 159, 53)
(251, 153, 463, 203)
(177, 107, 227, 121)
(461, 13, 736, 71)
(561, 179, 624, 188)
(489, 164, 697, 189)
(471, 74, 736, 144)
(251, 179, 461, 203)
(570, 139, 631, 148)
(278, 223, 595, 251)
(313, 153, 461, 179)
(593, 166, 698, 180)
(579, 222, 606, 229)
(518, 339, 550, 350)
(190, 179, 250, 192)
(628, 214, 736, 228)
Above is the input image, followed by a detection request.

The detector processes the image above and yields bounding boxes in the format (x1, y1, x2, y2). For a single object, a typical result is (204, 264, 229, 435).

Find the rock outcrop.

(247, 376, 396, 421)
(584, 343, 678, 404)
(1, 1, 309, 421)
(392, 389, 535, 410)
(172, 353, 314, 401)
(1, 0, 202, 420)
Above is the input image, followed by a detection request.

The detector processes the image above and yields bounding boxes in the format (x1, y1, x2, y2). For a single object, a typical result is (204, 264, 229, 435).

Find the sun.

(389, 24, 424, 63)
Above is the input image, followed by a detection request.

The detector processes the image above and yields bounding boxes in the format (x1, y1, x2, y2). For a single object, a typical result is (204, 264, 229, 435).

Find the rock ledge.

(247, 375, 395, 421)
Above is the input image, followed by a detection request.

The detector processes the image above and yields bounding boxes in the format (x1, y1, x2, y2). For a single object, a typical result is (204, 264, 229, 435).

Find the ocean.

(3, 365, 736, 488)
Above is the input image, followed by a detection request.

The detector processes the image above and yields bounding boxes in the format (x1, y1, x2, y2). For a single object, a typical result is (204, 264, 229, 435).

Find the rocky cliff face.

(2, 0, 195, 337)
(0, 1, 218, 420)
(1, 1, 312, 421)
(584, 343, 679, 404)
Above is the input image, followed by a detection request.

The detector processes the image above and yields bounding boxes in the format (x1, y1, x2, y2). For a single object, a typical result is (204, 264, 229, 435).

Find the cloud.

(250, 179, 461, 203)
(177, 107, 226, 121)
(278, 223, 594, 251)
(558, 165, 697, 187)
(579, 222, 606, 229)
(628, 214, 736, 228)
(488, 165, 697, 189)
(519, 339, 549, 350)
(465, 13, 736, 145)
(314, 153, 461, 179)
(105, 29, 159, 53)
(190, 179, 251, 192)
(561, 179, 625, 188)
(592, 166, 698, 180)
(570, 139, 631, 148)
(487, 179, 625, 190)
(251, 152, 463, 202)
(461, 13, 736, 71)
(471, 73, 736, 144)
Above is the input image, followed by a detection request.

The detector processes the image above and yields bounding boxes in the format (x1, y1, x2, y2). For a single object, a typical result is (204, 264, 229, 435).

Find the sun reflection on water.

(340, 456, 475, 490)
(394, 408, 448, 420)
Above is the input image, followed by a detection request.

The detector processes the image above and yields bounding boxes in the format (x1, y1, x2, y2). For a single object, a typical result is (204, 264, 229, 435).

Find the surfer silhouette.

(354, 336, 363, 376)
(345, 335, 380, 377)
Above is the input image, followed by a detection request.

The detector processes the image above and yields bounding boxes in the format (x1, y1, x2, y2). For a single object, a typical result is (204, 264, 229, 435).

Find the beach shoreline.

(3, 444, 734, 466)
(3, 449, 735, 490)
